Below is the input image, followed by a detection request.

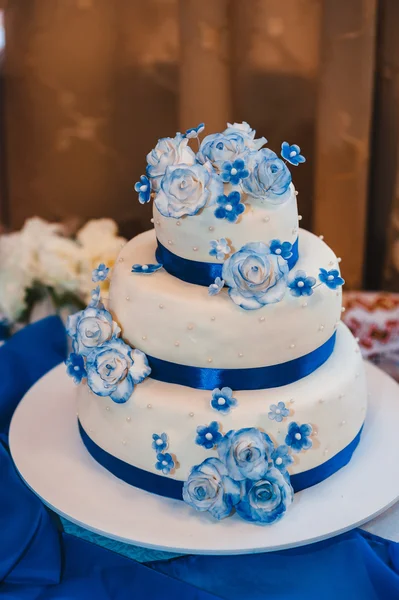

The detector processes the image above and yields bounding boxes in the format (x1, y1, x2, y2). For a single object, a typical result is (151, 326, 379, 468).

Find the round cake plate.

(9, 361, 399, 556)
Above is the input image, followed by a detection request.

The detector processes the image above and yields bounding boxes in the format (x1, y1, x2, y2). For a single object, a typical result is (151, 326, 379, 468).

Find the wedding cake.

(66, 122, 367, 525)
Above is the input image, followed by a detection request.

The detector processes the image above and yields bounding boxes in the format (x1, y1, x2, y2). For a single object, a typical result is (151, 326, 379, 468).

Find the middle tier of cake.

(109, 228, 342, 370)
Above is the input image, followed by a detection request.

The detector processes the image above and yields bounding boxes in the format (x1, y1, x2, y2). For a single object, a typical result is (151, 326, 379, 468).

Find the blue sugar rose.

(197, 122, 266, 173)
(86, 339, 151, 403)
(217, 427, 274, 481)
(223, 122, 267, 151)
(183, 457, 241, 520)
(222, 242, 289, 310)
(236, 467, 294, 525)
(66, 306, 121, 356)
(155, 163, 223, 219)
(146, 133, 196, 192)
(242, 149, 292, 202)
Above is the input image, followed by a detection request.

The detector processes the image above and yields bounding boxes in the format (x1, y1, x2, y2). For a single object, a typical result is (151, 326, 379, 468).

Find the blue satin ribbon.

(147, 332, 336, 391)
(78, 421, 364, 500)
(156, 237, 299, 287)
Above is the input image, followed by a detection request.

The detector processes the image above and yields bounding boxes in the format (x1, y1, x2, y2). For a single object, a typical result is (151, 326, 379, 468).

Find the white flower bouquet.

(0, 217, 126, 334)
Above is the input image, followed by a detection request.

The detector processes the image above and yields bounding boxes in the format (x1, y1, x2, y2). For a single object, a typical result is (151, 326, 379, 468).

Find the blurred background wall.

(0, 0, 398, 291)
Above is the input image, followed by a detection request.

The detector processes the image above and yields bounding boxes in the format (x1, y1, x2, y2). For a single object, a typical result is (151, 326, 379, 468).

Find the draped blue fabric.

(79, 419, 363, 498)
(2, 316, 399, 599)
(147, 332, 336, 390)
(156, 237, 299, 287)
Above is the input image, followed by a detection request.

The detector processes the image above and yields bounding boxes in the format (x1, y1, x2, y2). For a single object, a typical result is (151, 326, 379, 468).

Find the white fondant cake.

(66, 122, 367, 526)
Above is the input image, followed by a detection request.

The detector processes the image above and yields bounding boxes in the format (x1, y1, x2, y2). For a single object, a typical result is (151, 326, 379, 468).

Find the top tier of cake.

(148, 122, 299, 264)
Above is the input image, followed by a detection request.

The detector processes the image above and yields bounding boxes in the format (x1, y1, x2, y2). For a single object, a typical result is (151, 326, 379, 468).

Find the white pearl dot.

(230, 167, 238, 175)
(225, 204, 233, 212)
(98, 270, 104, 277)
(324, 448, 329, 455)
(174, 341, 180, 347)
(106, 406, 110, 411)
(327, 275, 334, 281)
(263, 216, 270, 223)
(189, 412, 195, 417)
(295, 190, 299, 196)
(275, 457, 283, 465)
(122, 440, 127, 445)
(328, 260, 334, 267)
(319, 235, 324, 240)
(150, 217, 154, 223)
(159, 304, 164, 309)
(192, 247, 198, 251)
(259, 316, 265, 322)
(298, 215, 303, 221)
(290, 343, 295, 349)
(238, 352, 243, 357)
(205, 433, 213, 440)
(176, 221, 181, 226)
(275, 248, 282, 255)
(156, 439, 163, 446)
(341, 307, 346, 313)
(275, 408, 281, 415)
(207, 357, 213, 363)
(142, 265, 148, 271)
(302, 302, 308, 308)
(147, 403, 152, 409)
(162, 460, 168, 466)
(208, 226, 214, 232)
(211, 316, 216, 321)
(74, 365, 80, 371)
(297, 281, 304, 288)
(319, 325, 324, 331)
(118, 257, 124, 263)
(142, 335, 147, 340)
(126, 296, 130, 301)
(167, 240, 173, 245)
(337, 257, 342, 263)
(340, 420, 346, 426)
(126, 416, 131, 422)
(187, 323, 194, 330)
(355, 337, 360, 343)
(218, 398, 226, 405)
(295, 433, 301, 440)
(156, 220, 160, 225)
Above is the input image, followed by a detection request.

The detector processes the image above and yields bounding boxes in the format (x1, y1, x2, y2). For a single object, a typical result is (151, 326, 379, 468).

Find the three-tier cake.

(66, 122, 367, 525)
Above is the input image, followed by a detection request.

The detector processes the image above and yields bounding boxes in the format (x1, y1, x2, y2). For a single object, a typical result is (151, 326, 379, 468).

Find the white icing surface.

(153, 183, 299, 262)
(77, 323, 367, 481)
(109, 228, 342, 369)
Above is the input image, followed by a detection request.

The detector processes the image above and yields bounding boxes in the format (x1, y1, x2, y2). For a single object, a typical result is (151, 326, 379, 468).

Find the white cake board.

(8, 362, 399, 555)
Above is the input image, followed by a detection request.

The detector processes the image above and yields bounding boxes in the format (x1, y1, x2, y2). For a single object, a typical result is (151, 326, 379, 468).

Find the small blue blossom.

(152, 433, 168, 453)
(272, 445, 294, 471)
(221, 158, 249, 185)
(131, 263, 163, 274)
(209, 238, 231, 261)
(66, 353, 87, 384)
(155, 452, 175, 475)
(88, 286, 102, 308)
(285, 422, 313, 453)
(208, 277, 224, 296)
(288, 270, 316, 297)
(319, 268, 345, 290)
(281, 142, 306, 166)
(92, 263, 109, 283)
(134, 175, 152, 204)
(211, 387, 237, 414)
(268, 401, 290, 423)
(185, 123, 205, 139)
(269, 239, 293, 261)
(196, 421, 223, 449)
(214, 191, 245, 223)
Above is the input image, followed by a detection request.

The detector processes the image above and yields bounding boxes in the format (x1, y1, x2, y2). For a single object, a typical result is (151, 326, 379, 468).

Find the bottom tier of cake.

(77, 323, 367, 487)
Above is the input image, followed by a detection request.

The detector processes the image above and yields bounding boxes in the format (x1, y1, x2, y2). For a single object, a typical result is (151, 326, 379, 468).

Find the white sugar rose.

(146, 133, 196, 192)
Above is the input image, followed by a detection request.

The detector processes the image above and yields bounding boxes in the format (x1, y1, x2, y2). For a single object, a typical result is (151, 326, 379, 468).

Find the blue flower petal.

(131, 263, 163, 274)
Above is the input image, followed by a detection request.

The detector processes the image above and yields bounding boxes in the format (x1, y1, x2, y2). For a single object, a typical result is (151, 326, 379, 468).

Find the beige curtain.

(3, 0, 376, 288)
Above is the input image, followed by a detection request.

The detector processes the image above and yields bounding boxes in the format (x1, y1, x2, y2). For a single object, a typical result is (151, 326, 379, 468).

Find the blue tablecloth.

(2, 317, 399, 599)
